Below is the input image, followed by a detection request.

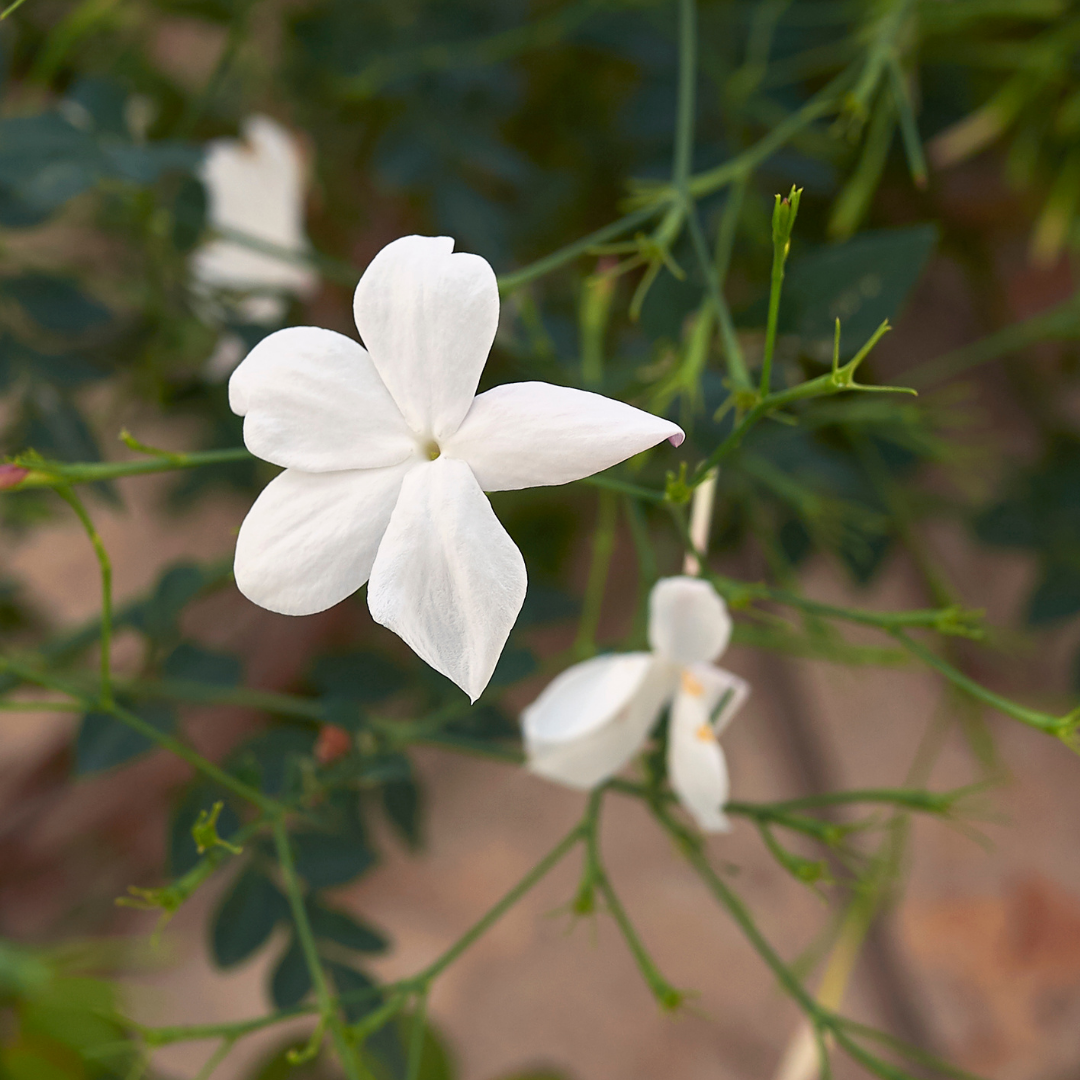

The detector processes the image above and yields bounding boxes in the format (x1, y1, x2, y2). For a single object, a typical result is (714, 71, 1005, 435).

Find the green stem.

(685, 198, 752, 392)
(271, 818, 366, 1079)
(13, 447, 254, 488)
(405, 991, 429, 1080)
(654, 805, 827, 1022)
(412, 822, 582, 985)
(891, 629, 1077, 740)
(575, 489, 619, 657)
(586, 792, 682, 1009)
(672, 0, 698, 193)
(686, 69, 852, 199)
(497, 203, 666, 294)
(54, 486, 113, 708)
(689, 319, 898, 484)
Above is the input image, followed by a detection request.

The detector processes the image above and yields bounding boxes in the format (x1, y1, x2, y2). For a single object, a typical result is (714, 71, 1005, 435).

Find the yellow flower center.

(425, 440, 441, 461)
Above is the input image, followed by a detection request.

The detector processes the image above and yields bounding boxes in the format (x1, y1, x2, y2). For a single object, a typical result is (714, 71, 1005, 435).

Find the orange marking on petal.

(680, 670, 704, 697)
(696, 723, 714, 742)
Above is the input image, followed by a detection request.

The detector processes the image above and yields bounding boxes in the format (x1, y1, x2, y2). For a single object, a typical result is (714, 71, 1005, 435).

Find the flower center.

(425, 440, 441, 461)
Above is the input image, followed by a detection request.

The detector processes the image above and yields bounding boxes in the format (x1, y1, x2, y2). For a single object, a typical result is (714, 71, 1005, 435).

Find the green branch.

(272, 818, 366, 1078)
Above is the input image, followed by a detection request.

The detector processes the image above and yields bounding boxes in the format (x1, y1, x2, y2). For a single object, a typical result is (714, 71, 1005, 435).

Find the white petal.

(192, 115, 317, 298)
(668, 668, 743, 833)
(229, 326, 417, 472)
(366, 457, 526, 701)
(443, 382, 685, 491)
(234, 463, 410, 615)
(352, 236, 498, 441)
(523, 654, 675, 789)
(648, 576, 732, 665)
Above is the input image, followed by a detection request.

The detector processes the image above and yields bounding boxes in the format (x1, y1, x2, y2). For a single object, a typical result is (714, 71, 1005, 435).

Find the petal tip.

(668, 428, 685, 447)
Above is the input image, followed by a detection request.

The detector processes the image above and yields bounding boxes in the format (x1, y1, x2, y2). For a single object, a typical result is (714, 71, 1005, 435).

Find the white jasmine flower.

(230, 235, 684, 701)
(192, 115, 317, 329)
(523, 576, 748, 831)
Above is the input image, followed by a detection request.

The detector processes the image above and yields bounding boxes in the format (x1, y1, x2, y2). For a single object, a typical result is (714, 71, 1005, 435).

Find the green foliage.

(1, 0, 1078, 1078)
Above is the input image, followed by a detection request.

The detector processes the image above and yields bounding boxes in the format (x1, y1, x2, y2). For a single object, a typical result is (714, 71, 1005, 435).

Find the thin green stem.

(497, 204, 665, 294)
(891, 629, 1078, 740)
(405, 991, 429, 1080)
(689, 319, 899, 484)
(685, 198, 752, 391)
(271, 818, 365, 1079)
(586, 792, 682, 1008)
(654, 805, 825, 1021)
(575, 489, 619, 657)
(54, 486, 113, 708)
(12, 447, 253, 488)
(412, 822, 582, 985)
(193, 1038, 235, 1080)
(673, 0, 698, 193)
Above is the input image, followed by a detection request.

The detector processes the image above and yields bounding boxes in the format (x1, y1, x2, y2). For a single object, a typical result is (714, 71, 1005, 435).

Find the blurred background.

(2, 0, 1080, 1078)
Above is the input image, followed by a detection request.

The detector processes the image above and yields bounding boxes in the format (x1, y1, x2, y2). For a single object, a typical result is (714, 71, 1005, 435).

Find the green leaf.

(3, 274, 111, 335)
(308, 651, 408, 703)
(122, 563, 208, 643)
(75, 703, 175, 774)
(326, 962, 379, 1024)
(171, 175, 207, 252)
(777, 225, 938, 361)
(381, 776, 422, 849)
(488, 646, 537, 687)
(270, 935, 312, 1010)
(307, 902, 388, 954)
(1027, 562, 1080, 625)
(212, 868, 287, 968)
(162, 642, 242, 687)
(292, 829, 376, 889)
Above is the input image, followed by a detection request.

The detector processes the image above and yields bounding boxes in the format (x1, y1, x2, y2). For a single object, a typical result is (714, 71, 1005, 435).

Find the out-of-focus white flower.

(523, 576, 748, 832)
(191, 115, 317, 329)
(230, 234, 684, 702)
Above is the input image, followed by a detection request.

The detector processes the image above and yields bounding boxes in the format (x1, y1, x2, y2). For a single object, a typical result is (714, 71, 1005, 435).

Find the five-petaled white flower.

(230, 235, 684, 701)
(523, 576, 748, 831)
(192, 115, 317, 334)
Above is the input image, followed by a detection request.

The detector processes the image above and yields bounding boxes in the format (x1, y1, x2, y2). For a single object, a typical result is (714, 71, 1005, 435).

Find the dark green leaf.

(381, 776, 422, 849)
(75, 703, 175, 774)
(122, 563, 208, 642)
(489, 646, 536, 687)
(308, 651, 408, 703)
(3, 274, 111, 334)
(162, 642, 242, 687)
(270, 935, 312, 1009)
(228, 727, 316, 799)
(326, 962, 380, 1025)
(307, 903, 388, 954)
(1027, 562, 1080, 625)
(292, 830, 375, 889)
(171, 175, 207, 252)
(777, 225, 938, 361)
(212, 868, 287, 968)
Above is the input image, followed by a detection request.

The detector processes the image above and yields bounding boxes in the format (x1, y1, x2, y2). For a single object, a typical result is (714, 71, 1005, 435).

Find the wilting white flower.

(523, 576, 748, 831)
(230, 235, 684, 701)
(192, 115, 317, 331)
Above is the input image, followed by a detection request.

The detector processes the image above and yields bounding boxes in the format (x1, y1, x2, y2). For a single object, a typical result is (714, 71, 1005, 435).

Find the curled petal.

(230, 326, 417, 471)
(523, 654, 675, 789)
(667, 663, 749, 832)
(444, 382, 684, 491)
(234, 463, 410, 615)
(648, 576, 732, 665)
(367, 457, 526, 702)
(353, 236, 499, 442)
